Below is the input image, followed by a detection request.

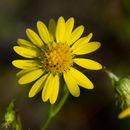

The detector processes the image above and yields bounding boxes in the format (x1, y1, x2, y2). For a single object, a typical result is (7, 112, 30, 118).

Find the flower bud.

(115, 77, 130, 109)
(115, 77, 130, 119)
(105, 69, 130, 119)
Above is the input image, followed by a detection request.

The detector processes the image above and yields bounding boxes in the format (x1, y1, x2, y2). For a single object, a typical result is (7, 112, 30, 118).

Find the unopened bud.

(104, 69, 130, 119)
(115, 77, 130, 109)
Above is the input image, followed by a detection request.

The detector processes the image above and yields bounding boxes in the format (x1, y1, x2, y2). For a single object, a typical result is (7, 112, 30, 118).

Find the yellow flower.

(12, 16, 102, 104)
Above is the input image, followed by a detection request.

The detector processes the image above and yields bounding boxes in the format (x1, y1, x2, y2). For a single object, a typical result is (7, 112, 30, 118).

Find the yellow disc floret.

(42, 42, 73, 73)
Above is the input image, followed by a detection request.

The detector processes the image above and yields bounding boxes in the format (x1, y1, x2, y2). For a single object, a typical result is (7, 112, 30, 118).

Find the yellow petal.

(12, 60, 40, 69)
(71, 33, 93, 50)
(18, 69, 44, 84)
(42, 74, 54, 102)
(37, 21, 51, 44)
(118, 107, 130, 119)
(13, 46, 40, 58)
(49, 74, 59, 104)
(70, 67, 94, 89)
(63, 17, 74, 42)
(16, 69, 32, 79)
(67, 25, 84, 45)
(48, 18, 56, 41)
(26, 28, 44, 48)
(63, 71, 80, 97)
(17, 39, 36, 48)
(56, 16, 66, 43)
(74, 58, 102, 70)
(29, 74, 48, 98)
(72, 41, 101, 55)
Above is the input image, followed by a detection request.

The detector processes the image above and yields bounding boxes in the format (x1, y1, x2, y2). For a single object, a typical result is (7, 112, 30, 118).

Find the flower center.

(42, 43, 73, 73)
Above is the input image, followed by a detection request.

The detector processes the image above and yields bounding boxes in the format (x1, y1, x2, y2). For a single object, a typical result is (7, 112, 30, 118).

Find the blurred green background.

(0, 0, 130, 129)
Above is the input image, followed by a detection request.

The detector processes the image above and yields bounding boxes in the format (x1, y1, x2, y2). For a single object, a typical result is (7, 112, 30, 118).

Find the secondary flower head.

(12, 16, 102, 104)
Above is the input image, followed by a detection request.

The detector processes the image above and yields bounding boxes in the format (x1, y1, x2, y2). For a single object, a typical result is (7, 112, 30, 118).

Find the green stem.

(52, 89, 69, 117)
(103, 67, 120, 86)
(40, 85, 69, 130)
(40, 105, 53, 130)
(106, 70, 119, 82)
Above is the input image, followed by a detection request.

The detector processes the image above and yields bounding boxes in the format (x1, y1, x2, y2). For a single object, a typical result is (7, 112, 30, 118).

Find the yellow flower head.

(12, 16, 102, 104)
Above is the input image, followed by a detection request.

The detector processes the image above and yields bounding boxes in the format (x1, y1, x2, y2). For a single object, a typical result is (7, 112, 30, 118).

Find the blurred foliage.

(1, 100, 16, 128)
(1, 100, 22, 130)
(121, 0, 130, 42)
